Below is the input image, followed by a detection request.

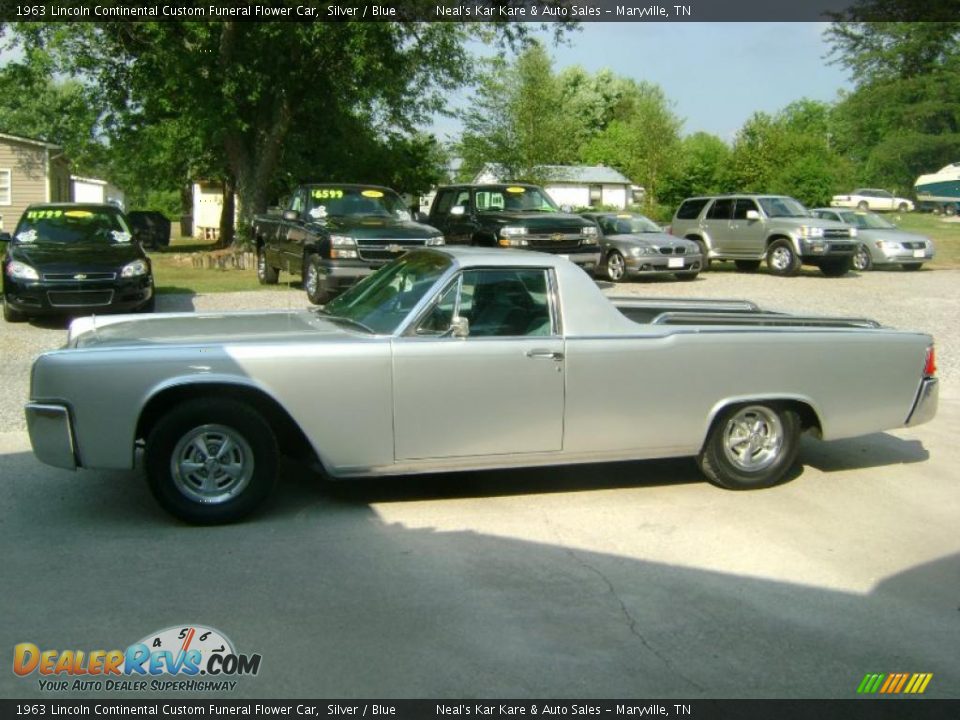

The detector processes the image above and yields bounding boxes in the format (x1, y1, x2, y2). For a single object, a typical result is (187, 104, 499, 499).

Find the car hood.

(476, 211, 591, 230)
(70, 311, 363, 349)
(308, 215, 441, 240)
(768, 217, 848, 230)
(854, 228, 931, 244)
(606, 232, 700, 251)
(10, 241, 144, 272)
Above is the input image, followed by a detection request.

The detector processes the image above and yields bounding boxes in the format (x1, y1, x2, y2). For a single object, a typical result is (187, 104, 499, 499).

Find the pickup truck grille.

(527, 234, 583, 254)
(48, 290, 115, 307)
(824, 228, 854, 239)
(356, 240, 426, 262)
(658, 247, 687, 255)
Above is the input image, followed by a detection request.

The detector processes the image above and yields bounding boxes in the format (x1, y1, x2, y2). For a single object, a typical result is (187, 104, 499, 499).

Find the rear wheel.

(852, 244, 873, 272)
(946, 204, 957, 217)
(698, 403, 801, 490)
(257, 246, 279, 285)
(689, 238, 710, 270)
(819, 258, 851, 277)
(766, 239, 800, 277)
(897, 202, 909, 213)
(734, 260, 761, 272)
(145, 398, 279, 524)
(304, 255, 331, 305)
(604, 250, 626, 282)
(857, 200, 869, 211)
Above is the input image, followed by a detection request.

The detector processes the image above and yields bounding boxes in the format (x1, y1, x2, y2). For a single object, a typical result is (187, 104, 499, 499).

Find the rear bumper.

(906, 377, 938, 427)
(25, 403, 77, 470)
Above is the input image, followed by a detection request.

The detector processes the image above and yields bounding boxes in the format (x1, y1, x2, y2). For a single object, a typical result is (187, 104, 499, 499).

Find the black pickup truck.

(253, 184, 444, 304)
(426, 183, 601, 269)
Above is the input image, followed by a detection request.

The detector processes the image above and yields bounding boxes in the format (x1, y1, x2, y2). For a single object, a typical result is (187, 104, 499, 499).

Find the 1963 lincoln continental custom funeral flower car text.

(26, 248, 938, 523)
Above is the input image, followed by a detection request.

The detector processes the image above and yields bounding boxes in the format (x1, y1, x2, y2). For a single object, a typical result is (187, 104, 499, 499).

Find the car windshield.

(758, 197, 811, 218)
(318, 251, 452, 334)
(840, 212, 897, 230)
(13, 207, 132, 245)
(474, 186, 560, 213)
(306, 187, 410, 221)
(602, 215, 661, 234)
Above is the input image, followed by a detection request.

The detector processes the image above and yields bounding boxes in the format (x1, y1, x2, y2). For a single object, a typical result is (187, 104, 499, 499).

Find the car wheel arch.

(135, 380, 325, 472)
(701, 395, 823, 450)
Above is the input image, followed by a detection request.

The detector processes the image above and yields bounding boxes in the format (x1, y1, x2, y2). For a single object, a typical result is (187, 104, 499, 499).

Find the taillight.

(666, 225, 673, 235)
(923, 346, 936, 377)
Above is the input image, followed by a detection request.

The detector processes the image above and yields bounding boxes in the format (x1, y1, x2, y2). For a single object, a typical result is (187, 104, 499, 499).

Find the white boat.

(914, 162, 960, 214)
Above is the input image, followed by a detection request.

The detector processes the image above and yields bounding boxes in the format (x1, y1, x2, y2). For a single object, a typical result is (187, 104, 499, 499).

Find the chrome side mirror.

(282, 209, 300, 222)
(448, 316, 469, 339)
(450, 205, 466, 217)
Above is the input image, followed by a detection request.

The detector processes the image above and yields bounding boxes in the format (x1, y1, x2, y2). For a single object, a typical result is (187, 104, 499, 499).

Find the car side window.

(707, 199, 733, 220)
(433, 189, 456, 217)
(416, 268, 554, 338)
(733, 199, 759, 220)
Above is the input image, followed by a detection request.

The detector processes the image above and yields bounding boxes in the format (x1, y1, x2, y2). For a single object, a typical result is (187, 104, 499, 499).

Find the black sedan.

(582, 212, 703, 282)
(2, 203, 155, 322)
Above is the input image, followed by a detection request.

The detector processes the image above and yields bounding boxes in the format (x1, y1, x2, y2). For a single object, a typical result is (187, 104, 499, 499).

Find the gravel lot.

(1, 266, 956, 432)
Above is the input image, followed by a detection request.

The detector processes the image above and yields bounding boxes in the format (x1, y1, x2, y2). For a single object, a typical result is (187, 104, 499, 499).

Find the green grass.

(885, 213, 960, 267)
(148, 235, 298, 294)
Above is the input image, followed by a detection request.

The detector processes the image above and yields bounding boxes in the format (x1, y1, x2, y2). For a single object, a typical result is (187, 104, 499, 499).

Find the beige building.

(0, 132, 71, 232)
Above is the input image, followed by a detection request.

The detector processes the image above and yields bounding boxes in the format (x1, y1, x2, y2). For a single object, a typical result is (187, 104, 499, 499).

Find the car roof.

(420, 245, 570, 268)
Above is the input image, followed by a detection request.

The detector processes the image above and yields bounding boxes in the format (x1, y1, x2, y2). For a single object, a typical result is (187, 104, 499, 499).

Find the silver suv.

(670, 194, 858, 277)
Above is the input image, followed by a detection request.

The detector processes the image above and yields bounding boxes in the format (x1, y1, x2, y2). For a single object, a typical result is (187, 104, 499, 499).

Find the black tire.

(766, 239, 800, 277)
(857, 200, 869, 211)
(675, 271, 699, 281)
(3, 299, 26, 323)
(604, 250, 627, 282)
(698, 403, 801, 490)
(734, 260, 761, 273)
(851, 244, 873, 272)
(689, 238, 711, 270)
(257, 246, 279, 285)
(946, 204, 957, 217)
(819, 258, 851, 277)
(897, 202, 909, 213)
(145, 398, 279, 524)
(304, 254, 330, 305)
(932, 205, 943, 216)
(902, 263, 922, 271)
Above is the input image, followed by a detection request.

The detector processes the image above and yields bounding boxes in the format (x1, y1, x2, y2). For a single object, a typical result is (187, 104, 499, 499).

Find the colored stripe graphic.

(857, 672, 932, 694)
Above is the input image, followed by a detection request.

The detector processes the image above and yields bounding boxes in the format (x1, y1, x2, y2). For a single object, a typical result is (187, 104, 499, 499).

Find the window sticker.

(64, 210, 94, 218)
(111, 230, 132, 244)
(311, 189, 343, 200)
(16, 229, 38, 243)
(26, 209, 63, 220)
(308, 206, 328, 219)
(361, 190, 384, 198)
(506, 186, 526, 194)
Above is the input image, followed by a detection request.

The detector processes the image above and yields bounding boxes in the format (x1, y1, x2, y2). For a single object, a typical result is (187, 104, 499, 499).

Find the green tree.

(658, 132, 732, 209)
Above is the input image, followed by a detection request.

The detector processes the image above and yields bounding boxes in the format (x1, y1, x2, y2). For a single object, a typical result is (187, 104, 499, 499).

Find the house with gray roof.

(0, 131, 71, 232)
(473, 163, 643, 210)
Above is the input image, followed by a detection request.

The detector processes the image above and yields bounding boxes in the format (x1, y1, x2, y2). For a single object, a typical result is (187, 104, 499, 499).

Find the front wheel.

(857, 200, 869, 211)
(852, 244, 873, 272)
(766, 239, 800, 277)
(3, 300, 26, 323)
(902, 263, 922, 271)
(257, 246, 279, 285)
(145, 398, 279, 524)
(604, 250, 627, 282)
(897, 202, 909, 213)
(698, 403, 801, 490)
(304, 255, 331, 305)
(690, 238, 711, 270)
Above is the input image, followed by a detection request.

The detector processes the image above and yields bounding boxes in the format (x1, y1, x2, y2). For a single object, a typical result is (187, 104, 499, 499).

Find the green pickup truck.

(253, 184, 444, 304)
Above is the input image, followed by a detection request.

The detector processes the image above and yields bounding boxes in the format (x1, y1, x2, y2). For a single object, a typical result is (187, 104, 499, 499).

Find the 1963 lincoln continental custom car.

(26, 248, 938, 523)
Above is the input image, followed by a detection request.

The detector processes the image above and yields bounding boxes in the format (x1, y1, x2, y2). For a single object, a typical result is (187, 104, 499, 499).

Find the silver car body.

(27, 248, 937, 479)
(582, 212, 703, 279)
(831, 189, 915, 212)
(812, 208, 935, 269)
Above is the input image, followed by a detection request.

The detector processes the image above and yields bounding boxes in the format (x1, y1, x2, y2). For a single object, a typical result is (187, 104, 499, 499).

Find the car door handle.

(526, 349, 564, 361)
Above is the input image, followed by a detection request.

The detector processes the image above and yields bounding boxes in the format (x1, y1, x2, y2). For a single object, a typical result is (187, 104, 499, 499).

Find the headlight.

(6, 260, 39, 280)
(500, 226, 527, 238)
(581, 226, 598, 237)
(426, 236, 445, 246)
(330, 235, 356, 248)
(120, 259, 149, 278)
(875, 241, 901, 251)
(630, 246, 657, 257)
(797, 226, 825, 239)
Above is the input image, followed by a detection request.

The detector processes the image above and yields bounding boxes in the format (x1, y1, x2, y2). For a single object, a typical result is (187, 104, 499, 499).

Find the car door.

(730, 198, 766, 255)
(703, 198, 735, 254)
(282, 188, 309, 274)
(391, 267, 564, 460)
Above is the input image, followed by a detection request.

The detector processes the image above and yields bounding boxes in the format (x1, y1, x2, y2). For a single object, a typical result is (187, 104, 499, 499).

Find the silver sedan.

(813, 208, 935, 271)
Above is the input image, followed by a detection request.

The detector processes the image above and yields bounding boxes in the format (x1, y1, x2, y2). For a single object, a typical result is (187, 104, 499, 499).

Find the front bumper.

(625, 254, 703, 275)
(25, 403, 77, 470)
(877, 249, 935, 264)
(316, 260, 375, 292)
(799, 239, 856, 261)
(558, 250, 600, 269)
(4, 276, 153, 317)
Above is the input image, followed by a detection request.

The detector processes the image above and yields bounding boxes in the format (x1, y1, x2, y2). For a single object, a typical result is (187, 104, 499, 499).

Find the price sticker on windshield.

(26, 210, 63, 220)
(311, 189, 343, 200)
(361, 190, 384, 198)
(506, 186, 526, 194)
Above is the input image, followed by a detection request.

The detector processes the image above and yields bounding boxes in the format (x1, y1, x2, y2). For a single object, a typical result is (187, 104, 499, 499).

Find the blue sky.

(430, 22, 853, 143)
